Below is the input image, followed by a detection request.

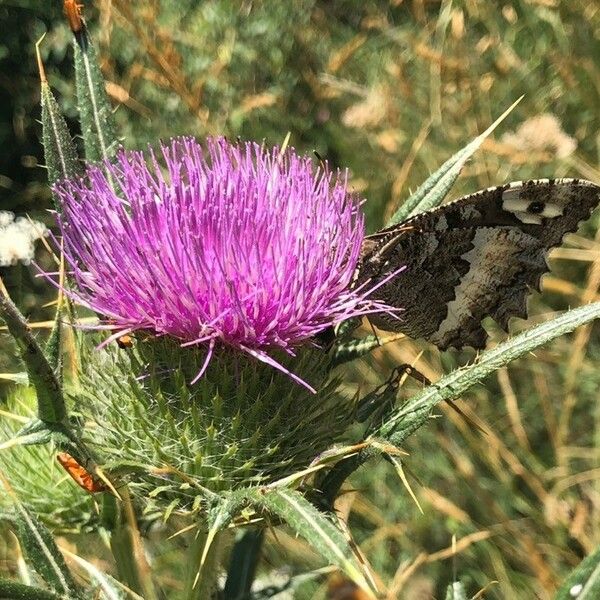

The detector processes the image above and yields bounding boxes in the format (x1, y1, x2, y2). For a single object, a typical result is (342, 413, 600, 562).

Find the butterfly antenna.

(367, 319, 381, 346)
(313, 150, 326, 170)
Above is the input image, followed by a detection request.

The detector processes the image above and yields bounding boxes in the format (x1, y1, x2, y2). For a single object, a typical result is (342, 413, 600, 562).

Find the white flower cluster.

(501, 114, 577, 159)
(0, 211, 48, 267)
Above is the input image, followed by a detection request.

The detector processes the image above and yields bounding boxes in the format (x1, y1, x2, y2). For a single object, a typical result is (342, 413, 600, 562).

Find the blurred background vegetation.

(1, 0, 599, 598)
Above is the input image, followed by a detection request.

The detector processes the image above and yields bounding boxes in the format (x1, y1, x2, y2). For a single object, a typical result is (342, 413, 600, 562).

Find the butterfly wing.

(359, 179, 600, 349)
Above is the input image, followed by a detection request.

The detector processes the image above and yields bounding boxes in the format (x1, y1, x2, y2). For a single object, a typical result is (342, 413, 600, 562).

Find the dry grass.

(2, 0, 600, 597)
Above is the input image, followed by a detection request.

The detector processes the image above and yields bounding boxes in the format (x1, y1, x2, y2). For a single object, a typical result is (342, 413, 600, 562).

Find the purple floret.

(53, 137, 395, 391)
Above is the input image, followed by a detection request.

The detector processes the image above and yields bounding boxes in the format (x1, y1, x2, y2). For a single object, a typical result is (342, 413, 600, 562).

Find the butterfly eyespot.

(527, 201, 545, 214)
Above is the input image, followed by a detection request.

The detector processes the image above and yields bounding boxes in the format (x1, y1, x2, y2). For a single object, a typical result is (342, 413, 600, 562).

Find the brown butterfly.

(358, 179, 600, 349)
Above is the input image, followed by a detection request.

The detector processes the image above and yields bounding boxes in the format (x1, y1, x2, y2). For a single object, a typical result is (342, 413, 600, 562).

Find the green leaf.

(12, 505, 82, 598)
(555, 544, 600, 600)
(223, 528, 265, 600)
(445, 581, 468, 600)
(41, 82, 81, 187)
(73, 27, 119, 164)
(378, 301, 600, 445)
(37, 38, 81, 202)
(386, 97, 522, 226)
(334, 317, 362, 340)
(330, 335, 380, 366)
(0, 290, 66, 424)
(251, 488, 378, 598)
(0, 579, 62, 600)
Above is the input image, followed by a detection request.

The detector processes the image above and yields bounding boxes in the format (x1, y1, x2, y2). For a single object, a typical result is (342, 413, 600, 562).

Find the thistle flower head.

(54, 137, 388, 389)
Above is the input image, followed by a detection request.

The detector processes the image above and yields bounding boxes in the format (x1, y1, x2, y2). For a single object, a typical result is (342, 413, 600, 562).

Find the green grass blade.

(555, 544, 600, 600)
(386, 96, 522, 226)
(11, 505, 82, 598)
(378, 301, 600, 444)
(252, 488, 378, 598)
(223, 528, 265, 600)
(73, 27, 119, 164)
(0, 372, 28, 385)
(0, 579, 61, 600)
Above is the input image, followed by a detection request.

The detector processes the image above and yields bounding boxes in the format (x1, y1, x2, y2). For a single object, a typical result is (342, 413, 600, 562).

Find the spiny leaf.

(320, 302, 600, 505)
(0, 286, 66, 424)
(378, 301, 600, 444)
(555, 543, 600, 600)
(251, 488, 378, 598)
(37, 40, 80, 208)
(387, 96, 522, 225)
(73, 26, 119, 163)
(0, 579, 62, 600)
(187, 492, 249, 594)
(11, 505, 82, 598)
(45, 253, 67, 378)
(334, 317, 362, 340)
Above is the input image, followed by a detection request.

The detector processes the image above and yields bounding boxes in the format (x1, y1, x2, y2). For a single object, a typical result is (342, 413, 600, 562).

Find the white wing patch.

(501, 187, 565, 224)
(430, 227, 533, 345)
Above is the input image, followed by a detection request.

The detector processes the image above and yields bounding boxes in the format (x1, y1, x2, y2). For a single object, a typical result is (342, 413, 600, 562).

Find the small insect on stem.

(57, 452, 107, 493)
(116, 334, 134, 349)
(64, 0, 85, 34)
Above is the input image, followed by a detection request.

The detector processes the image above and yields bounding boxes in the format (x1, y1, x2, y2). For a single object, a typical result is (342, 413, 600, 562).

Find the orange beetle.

(116, 334, 134, 349)
(57, 452, 107, 493)
(63, 0, 84, 34)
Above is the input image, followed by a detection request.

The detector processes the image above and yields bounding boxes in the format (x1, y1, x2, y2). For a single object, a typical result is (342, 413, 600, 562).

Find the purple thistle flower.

(53, 137, 395, 391)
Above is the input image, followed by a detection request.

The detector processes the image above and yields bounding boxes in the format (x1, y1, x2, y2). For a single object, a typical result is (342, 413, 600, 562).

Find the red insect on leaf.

(57, 452, 107, 493)
(63, 0, 84, 34)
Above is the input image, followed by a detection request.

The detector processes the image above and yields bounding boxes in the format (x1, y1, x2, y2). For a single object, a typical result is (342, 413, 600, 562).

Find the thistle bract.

(55, 137, 388, 389)
(49, 137, 396, 508)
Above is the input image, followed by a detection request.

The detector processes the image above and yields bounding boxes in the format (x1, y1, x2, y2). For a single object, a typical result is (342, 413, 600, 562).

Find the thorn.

(35, 33, 47, 84)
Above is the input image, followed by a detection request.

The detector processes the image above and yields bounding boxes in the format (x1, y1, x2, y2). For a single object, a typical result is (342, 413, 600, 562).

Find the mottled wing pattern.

(359, 179, 600, 349)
